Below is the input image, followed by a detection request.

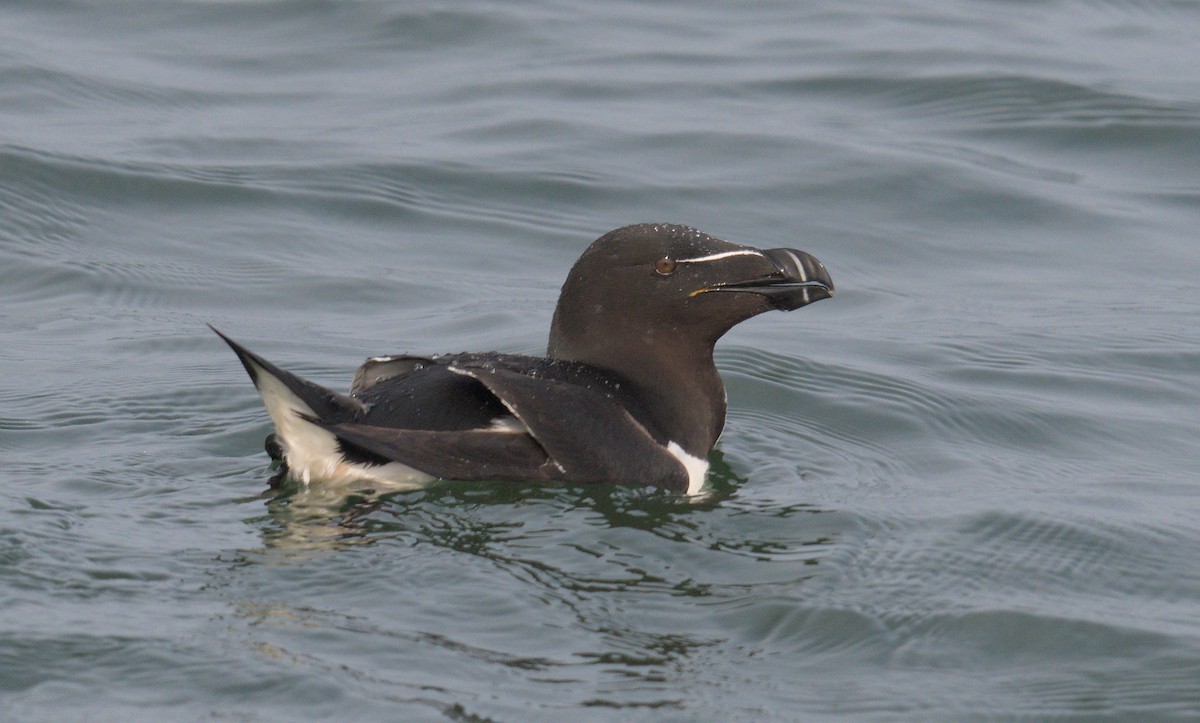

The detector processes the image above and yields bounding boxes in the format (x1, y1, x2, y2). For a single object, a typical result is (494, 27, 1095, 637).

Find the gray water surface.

(3, 1, 1200, 720)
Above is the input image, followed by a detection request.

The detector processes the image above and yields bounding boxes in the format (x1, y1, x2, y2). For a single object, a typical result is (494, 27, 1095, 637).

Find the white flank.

(250, 360, 433, 489)
(666, 441, 710, 496)
(679, 249, 763, 264)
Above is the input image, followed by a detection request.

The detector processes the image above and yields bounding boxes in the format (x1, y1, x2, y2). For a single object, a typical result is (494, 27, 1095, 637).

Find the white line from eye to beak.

(678, 249, 764, 264)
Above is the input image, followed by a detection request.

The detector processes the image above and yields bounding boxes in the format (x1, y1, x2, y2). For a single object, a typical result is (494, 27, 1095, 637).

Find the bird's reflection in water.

(252, 478, 420, 554)
(249, 449, 745, 555)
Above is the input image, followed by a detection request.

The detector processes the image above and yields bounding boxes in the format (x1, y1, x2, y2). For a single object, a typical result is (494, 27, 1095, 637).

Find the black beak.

(699, 248, 834, 311)
(759, 248, 835, 310)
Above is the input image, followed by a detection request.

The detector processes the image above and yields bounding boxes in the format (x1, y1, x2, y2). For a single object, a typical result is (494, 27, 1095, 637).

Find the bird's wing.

(313, 362, 689, 491)
(447, 362, 688, 491)
(304, 421, 566, 482)
(350, 354, 436, 396)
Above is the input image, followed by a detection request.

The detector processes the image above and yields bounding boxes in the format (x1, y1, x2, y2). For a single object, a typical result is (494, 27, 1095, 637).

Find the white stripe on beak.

(782, 249, 811, 304)
(782, 250, 808, 282)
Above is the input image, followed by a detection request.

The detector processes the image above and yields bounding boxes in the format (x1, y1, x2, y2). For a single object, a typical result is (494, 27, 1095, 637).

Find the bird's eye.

(654, 257, 676, 276)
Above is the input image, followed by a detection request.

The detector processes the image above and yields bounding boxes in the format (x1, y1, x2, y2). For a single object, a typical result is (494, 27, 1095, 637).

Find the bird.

(213, 223, 833, 495)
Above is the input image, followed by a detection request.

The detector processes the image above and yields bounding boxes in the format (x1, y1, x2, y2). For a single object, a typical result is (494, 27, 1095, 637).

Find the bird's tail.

(209, 325, 362, 419)
(210, 326, 365, 482)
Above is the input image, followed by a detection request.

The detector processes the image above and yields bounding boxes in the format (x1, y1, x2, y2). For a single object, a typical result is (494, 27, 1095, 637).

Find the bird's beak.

(693, 248, 834, 311)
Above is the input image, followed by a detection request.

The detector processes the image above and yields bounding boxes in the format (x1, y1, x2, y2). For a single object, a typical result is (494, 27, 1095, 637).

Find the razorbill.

(213, 223, 833, 495)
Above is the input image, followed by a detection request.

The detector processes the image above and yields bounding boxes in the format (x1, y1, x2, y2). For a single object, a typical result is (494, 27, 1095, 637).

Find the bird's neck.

(548, 329, 727, 456)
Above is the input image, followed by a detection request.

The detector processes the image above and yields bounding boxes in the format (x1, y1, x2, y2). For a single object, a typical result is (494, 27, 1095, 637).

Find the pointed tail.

(209, 325, 363, 422)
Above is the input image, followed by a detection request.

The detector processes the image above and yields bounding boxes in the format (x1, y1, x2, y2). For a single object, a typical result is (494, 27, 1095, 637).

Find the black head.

(548, 223, 833, 362)
(546, 223, 833, 454)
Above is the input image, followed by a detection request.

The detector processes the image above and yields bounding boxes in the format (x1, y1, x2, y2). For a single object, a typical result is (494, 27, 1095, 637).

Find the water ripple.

(4, 0, 1200, 718)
